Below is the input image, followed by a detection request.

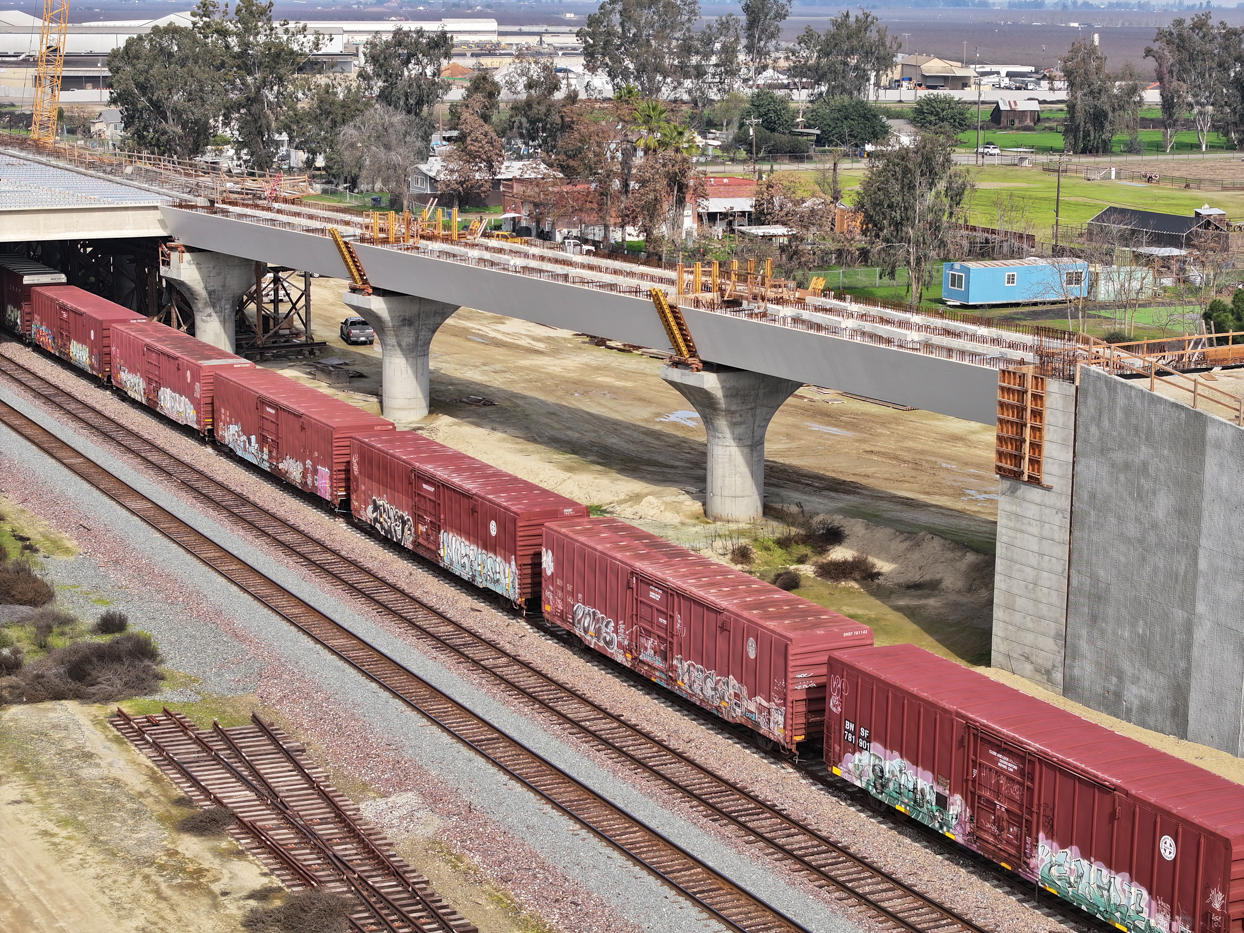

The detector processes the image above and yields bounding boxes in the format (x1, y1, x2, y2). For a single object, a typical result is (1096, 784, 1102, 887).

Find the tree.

(788, 10, 897, 101)
(1216, 26, 1244, 149)
(682, 14, 742, 118)
(337, 105, 427, 212)
(505, 56, 577, 152)
(554, 101, 630, 246)
(108, 24, 223, 159)
(911, 93, 972, 134)
(440, 110, 503, 208)
(1143, 42, 1184, 152)
(1148, 14, 1222, 152)
(854, 131, 971, 310)
(743, 88, 794, 134)
(1061, 38, 1117, 155)
(357, 26, 453, 124)
(807, 97, 889, 148)
(627, 147, 704, 245)
(449, 71, 501, 129)
(285, 80, 369, 178)
(579, 0, 725, 101)
(741, 0, 791, 84)
(751, 175, 832, 268)
(1203, 290, 1244, 343)
(192, 0, 321, 171)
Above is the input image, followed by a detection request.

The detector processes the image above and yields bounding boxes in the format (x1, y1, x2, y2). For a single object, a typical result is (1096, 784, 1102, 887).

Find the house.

(410, 157, 560, 207)
(893, 55, 975, 90)
(736, 224, 796, 246)
(990, 99, 1041, 128)
(90, 107, 123, 142)
(698, 176, 755, 235)
(942, 258, 1092, 306)
(502, 179, 616, 242)
(1086, 205, 1229, 251)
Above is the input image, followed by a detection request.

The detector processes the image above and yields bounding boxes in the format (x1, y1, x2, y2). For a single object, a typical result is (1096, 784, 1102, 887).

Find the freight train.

(2, 263, 1242, 933)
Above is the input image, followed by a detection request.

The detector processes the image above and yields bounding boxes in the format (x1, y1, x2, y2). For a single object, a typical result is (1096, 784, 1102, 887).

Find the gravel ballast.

(0, 342, 1081, 933)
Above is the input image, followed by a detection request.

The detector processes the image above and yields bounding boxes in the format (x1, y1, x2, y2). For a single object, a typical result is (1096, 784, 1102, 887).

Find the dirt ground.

(283, 277, 1000, 663)
(1094, 156, 1244, 183)
(0, 702, 275, 933)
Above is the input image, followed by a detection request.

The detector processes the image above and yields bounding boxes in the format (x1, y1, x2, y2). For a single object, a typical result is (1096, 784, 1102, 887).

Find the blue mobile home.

(942, 258, 1092, 307)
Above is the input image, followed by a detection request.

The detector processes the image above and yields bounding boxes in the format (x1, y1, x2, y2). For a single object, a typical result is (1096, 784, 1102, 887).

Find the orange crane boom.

(31, 0, 70, 147)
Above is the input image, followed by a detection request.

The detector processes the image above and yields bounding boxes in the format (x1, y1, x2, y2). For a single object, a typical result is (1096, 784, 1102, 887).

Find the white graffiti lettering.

(367, 496, 414, 547)
(672, 654, 784, 738)
(841, 741, 970, 838)
(222, 422, 269, 471)
(157, 386, 198, 426)
(68, 340, 91, 371)
(541, 546, 554, 577)
(277, 455, 305, 484)
(572, 602, 621, 656)
(316, 466, 331, 500)
(440, 530, 520, 601)
(1037, 835, 1171, 933)
(116, 366, 146, 403)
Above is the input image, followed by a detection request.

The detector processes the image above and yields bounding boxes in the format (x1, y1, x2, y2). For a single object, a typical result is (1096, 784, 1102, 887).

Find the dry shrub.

(773, 517, 845, 555)
(0, 631, 163, 704)
(813, 555, 882, 583)
(773, 570, 802, 591)
(0, 645, 23, 675)
(29, 607, 76, 649)
(242, 890, 353, 933)
(0, 561, 53, 607)
(93, 609, 129, 635)
(178, 807, 235, 835)
(729, 542, 755, 565)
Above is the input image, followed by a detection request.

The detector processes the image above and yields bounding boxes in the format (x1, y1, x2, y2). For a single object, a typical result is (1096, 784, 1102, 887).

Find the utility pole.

(1054, 156, 1065, 247)
(745, 116, 761, 180)
(976, 77, 983, 166)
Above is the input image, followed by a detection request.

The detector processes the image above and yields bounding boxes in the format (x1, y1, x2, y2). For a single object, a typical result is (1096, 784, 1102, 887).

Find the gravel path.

(0, 342, 1082, 933)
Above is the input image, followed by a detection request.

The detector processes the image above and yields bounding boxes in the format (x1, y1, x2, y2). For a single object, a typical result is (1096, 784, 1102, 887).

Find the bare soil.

(0, 701, 274, 933)
(286, 278, 999, 663)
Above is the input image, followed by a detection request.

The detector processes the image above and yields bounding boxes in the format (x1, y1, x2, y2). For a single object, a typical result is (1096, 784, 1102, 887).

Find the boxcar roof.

(834, 645, 1244, 839)
(215, 366, 393, 431)
(355, 431, 584, 516)
(112, 321, 252, 367)
(34, 285, 147, 321)
(550, 517, 871, 644)
(0, 255, 64, 282)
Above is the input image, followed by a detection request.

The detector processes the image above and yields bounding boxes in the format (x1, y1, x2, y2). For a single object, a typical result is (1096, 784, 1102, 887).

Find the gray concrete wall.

(991, 377, 1077, 693)
(1065, 367, 1244, 756)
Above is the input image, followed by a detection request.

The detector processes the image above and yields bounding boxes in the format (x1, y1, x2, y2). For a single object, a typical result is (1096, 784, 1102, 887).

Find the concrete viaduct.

(1, 145, 1045, 523)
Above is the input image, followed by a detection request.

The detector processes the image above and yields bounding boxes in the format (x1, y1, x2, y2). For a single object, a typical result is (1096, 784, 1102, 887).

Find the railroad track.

(0, 349, 991, 933)
(113, 708, 476, 933)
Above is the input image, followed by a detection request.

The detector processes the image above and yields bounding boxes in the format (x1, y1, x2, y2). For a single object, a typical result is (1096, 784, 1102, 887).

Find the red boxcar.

(29, 285, 146, 379)
(110, 321, 254, 434)
(350, 432, 588, 605)
(213, 367, 393, 504)
(542, 517, 873, 748)
(825, 645, 1244, 933)
(0, 256, 64, 335)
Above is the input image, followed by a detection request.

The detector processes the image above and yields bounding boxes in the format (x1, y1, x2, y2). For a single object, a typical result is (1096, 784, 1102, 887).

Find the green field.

(958, 126, 1235, 155)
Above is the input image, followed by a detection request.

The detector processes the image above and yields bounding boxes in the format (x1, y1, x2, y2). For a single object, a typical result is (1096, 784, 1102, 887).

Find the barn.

(942, 257, 1092, 306)
(1086, 205, 1229, 251)
(989, 99, 1041, 127)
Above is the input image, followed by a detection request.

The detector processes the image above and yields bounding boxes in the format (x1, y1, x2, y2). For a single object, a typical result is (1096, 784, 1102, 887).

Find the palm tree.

(657, 122, 700, 156)
(633, 100, 672, 152)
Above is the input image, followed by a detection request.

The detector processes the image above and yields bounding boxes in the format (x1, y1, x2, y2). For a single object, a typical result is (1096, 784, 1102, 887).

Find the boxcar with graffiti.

(28, 285, 146, 379)
(0, 256, 64, 336)
(825, 645, 1244, 933)
(213, 366, 393, 504)
(111, 321, 254, 433)
(542, 517, 873, 749)
(350, 431, 587, 605)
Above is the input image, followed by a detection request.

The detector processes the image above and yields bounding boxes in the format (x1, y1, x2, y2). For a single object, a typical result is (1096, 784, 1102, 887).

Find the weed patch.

(177, 807, 235, 836)
(813, 555, 882, 583)
(0, 560, 53, 607)
(0, 631, 163, 704)
(773, 570, 802, 591)
(93, 609, 129, 635)
(242, 890, 353, 933)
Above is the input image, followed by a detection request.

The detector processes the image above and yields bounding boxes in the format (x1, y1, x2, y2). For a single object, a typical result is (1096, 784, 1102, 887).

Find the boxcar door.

(967, 726, 1035, 866)
(629, 574, 670, 676)
(413, 473, 442, 553)
(144, 349, 163, 406)
(259, 402, 280, 464)
(56, 306, 70, 352)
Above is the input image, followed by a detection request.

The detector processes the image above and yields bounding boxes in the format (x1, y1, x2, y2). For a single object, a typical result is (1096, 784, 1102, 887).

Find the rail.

(0, 348, 996, 933)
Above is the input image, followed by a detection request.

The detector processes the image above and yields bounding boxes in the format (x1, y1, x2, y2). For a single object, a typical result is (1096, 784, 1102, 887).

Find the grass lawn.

(957, 126, 1235, 154)
(962, 164, 1244, 231)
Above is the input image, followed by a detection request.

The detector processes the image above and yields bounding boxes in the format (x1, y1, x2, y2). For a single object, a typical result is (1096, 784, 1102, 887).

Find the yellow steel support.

(436, 208, 444, 238)
(328, 228, 372, 294)
(451, 207, 459, 241)
(711, 261, 719, 294)
(403, 210, 412, 244)
(676, 263, 685, 297)
(692, 262, 702, 296)
(31, 0, 69, 147)
(650, 288, 700, 366)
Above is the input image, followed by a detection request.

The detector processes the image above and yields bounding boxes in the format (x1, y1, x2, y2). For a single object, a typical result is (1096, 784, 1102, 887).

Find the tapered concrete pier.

(661, 363, 801, 522)
(161, 249, 255, 353)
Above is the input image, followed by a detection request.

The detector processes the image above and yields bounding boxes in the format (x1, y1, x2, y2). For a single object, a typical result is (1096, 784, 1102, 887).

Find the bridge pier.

(661, 363, 801, 523)
(161, 249, 254, 354)
(342, 291, 458, 424)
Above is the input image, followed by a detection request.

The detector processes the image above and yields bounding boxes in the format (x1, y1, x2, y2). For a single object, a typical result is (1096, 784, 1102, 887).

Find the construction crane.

(31, 0, 70, 147)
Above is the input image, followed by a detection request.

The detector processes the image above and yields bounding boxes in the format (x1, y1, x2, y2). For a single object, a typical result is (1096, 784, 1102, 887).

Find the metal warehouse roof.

(995, 99, 1042, 111)
(0, 154, 167, 210)
(1088, 205, 1212, 236)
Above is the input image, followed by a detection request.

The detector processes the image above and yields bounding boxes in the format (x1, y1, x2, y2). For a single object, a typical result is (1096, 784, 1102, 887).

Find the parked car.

(483, 230, 522, 243)
(562, 239, 595, 255)
(340, 316, 375, 345)
(977, 143, 1001, 155)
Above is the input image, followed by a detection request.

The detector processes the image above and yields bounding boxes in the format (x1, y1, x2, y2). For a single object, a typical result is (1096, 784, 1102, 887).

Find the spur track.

(0, 349, 992, 933)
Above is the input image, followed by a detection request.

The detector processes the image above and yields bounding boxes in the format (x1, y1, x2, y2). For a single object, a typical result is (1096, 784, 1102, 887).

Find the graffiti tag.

(157, 386, 198, 426)
(366, 496, 415, 548)
(573, 603, 621, 655)
(440, 530, 520, 601)
(840, 741, 970, 838)
(222, 422, 269, 471)
(1037, 835, 1181, 933)
(68, 340, 91, 371)
(116, 366, 146, 403)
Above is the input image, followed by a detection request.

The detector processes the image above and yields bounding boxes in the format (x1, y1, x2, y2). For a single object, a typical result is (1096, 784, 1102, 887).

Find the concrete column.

(661, 363, 800, 523)
(161, 249, 255, 353)
(342, 291, 458, 423)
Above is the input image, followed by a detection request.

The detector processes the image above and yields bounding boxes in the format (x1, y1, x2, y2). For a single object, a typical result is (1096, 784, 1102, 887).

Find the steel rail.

(0, 348, 991, 933)
(0, 390, 798, 933)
